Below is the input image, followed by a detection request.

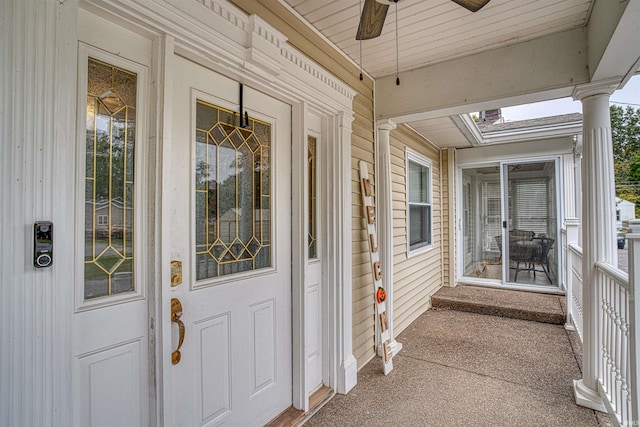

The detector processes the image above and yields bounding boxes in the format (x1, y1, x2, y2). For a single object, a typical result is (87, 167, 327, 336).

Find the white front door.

(169, 55, 292, 426)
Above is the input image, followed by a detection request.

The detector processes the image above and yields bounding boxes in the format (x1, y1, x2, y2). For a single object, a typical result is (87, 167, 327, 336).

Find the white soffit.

(407, 116, 475, 148)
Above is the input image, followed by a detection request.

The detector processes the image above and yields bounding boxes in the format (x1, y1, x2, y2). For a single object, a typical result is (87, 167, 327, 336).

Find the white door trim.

(81, 0, 357, 422)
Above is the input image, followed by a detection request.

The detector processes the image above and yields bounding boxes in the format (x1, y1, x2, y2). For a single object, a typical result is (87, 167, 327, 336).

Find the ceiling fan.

(356, 0, 491, 40)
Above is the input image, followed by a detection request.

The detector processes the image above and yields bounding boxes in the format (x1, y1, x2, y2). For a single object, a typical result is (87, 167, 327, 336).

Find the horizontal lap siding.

(390, 126, 443, 336)
(230, 1, 377, 368)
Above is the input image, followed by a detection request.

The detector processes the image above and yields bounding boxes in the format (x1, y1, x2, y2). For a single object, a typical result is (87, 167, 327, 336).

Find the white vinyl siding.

(391, 127, 443, 336)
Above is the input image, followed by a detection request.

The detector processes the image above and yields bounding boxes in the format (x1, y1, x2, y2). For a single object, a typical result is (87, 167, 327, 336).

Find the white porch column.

(335, 111, 358, 394)
(572, 79, 620, 412)
(375, 119, 403, 357)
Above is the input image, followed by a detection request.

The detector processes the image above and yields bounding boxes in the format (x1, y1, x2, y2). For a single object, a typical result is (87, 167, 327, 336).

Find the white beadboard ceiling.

(283, 0, 592, 147)
(282, 0, 591, 79)
(282, 0, 591, 78)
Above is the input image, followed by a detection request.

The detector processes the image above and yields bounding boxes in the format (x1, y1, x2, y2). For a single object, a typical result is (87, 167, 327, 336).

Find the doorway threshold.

(458, 276, 565, 295)
(266, 386, 334, 427)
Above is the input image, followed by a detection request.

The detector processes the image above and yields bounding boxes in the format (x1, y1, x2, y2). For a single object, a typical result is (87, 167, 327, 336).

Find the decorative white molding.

(243, 15, 286, 78)
(572, 78, 621, 101)
(275, 0, 375, 82)
(91, 0, 355, 109)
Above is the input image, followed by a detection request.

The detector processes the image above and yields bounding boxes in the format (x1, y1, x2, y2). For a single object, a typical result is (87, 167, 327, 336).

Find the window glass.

(407, 153, 432, 252)
(195, 100, 272, 280)
(308, 136, 317, 259)
(84, 58, 137, 299)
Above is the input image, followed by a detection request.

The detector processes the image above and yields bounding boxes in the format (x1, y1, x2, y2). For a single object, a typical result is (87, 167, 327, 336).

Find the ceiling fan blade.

(450, 0, 491, 12)
(356, 0, 390, 40)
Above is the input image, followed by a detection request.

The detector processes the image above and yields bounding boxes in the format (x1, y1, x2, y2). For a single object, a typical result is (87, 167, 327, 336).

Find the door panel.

(170, 55, 292, 426)
(503, 160, 559, 286)
(73, 29, 150, 427)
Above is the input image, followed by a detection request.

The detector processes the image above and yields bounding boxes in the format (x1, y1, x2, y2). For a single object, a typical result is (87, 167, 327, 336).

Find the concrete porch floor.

(305, 287, 613, 427)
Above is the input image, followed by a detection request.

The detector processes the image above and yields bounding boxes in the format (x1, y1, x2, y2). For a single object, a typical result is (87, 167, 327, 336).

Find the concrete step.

(431, 285, 566, 325)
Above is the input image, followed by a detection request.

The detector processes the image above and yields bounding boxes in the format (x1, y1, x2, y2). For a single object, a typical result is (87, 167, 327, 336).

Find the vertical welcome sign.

(358, 160, 394, 375)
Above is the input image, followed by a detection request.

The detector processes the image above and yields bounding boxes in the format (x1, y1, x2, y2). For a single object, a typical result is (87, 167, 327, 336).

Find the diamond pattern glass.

(195, 100, 272, 280)
(308, 136, 317, 259)
(84, 58, 137, 300)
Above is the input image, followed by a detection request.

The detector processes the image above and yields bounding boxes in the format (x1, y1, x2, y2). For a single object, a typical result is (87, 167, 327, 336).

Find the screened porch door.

(502, 160, 560, 287)
(168, 55, 292, 426)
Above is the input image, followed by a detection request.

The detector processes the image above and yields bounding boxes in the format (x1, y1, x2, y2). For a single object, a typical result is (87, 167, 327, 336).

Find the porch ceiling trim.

(478, 120, 583, 145)
(588, 0, 640, 82)
(375, 27, 590, 121)
(450, 114, 484, 147)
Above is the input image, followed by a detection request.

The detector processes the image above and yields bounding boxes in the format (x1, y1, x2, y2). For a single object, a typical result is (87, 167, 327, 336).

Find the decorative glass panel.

(308, 136, 317, 259)
(84, 58, 137, 299)
(195, 100, 272, 280)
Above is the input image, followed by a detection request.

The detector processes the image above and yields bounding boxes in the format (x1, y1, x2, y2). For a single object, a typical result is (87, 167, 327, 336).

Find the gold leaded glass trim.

(84, 58, 137, 299)
(308, 135, 317, 259)
(195, 99, 272, 279)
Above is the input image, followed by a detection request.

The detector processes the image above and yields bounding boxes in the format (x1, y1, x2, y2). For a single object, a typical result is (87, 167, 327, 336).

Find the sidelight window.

(84, 58, 137, 300)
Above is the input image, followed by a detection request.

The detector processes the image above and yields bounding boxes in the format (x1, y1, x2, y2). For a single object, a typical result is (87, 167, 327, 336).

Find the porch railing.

(594, 261, 632, 424)
(566, 243, 584, 341)
(565, 221, 640, 426)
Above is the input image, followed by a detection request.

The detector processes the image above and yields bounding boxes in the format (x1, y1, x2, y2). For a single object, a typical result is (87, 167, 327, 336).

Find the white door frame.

(499, 156, 564, 291)
(81, 0, 357, 422)
(456, 156, 564, 293)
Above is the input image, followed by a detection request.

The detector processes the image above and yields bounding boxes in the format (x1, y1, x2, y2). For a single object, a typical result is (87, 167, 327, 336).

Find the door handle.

(171, 298, 185, 365)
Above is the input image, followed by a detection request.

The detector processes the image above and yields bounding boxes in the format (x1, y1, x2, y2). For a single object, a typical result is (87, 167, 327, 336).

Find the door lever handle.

(171, 298, 185, 365)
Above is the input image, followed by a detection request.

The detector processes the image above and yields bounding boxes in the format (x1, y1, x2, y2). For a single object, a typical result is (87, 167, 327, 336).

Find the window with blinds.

(479, 180, 501, 253)
(509, 178, 551, 235)
(406, 151, 432, 252)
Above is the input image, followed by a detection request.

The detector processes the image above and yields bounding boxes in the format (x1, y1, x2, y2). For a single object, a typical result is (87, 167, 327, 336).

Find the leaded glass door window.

(195, 100, 272, 280)
(84, 58, 137, 300)
(308, 135, 317, 259)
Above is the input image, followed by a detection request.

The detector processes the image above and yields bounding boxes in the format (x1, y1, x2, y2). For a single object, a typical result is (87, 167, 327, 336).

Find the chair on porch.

(508, 230, 536, 281)
(532, 237, 555, 283)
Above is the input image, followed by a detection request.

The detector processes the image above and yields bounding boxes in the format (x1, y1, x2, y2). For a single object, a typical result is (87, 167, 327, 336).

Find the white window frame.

(406, 149, 433, 255)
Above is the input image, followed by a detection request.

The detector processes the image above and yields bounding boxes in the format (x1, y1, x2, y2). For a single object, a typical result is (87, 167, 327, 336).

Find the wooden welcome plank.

(358, 160, 393, 375)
